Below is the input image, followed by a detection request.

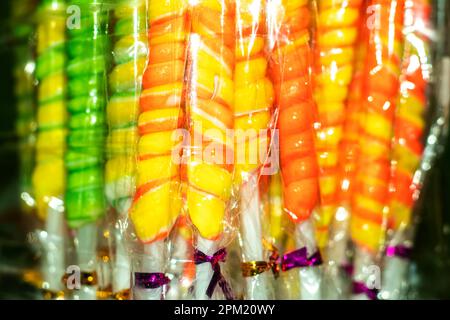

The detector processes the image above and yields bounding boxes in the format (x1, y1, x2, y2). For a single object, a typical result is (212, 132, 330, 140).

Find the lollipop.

(267, 0, 322, 299)
(33, 0, 67, 296)
(313, 0, 365, 249)
(234, 0, 275, 300)
(65, 0, 111, 299)
(129, 0, 187, 299)
(105, 0, 148, 296)
(349, 0, 405, 299)
(186, 0, 235, 300)
(327, 4, 368, 260)
(382, 0, 432, 299)
(33, 0, 67, 224)
(389, 0, 431, 241)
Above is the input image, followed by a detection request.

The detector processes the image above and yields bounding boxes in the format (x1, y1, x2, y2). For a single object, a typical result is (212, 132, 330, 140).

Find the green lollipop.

(65, 0, 111, 228)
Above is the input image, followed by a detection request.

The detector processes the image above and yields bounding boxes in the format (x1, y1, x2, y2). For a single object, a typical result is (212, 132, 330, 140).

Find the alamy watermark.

(168, 126, 280, 176)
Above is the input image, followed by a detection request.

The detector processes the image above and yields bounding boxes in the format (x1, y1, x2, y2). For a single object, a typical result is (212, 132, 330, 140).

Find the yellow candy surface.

(187, 186, 225, 239)
(130, 181, 181, 242)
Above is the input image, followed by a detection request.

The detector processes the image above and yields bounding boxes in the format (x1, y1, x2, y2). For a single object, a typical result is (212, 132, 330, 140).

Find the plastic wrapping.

(105, 0, 148, 297)
(65, 0, 111, 299)
(267, 0, 322, 300)
(185, 0, 236, 300)
(327, 0, 368, 272)
(324, 0, 369, 299)
(127, 0, 186, 300)
(381, 0, 439, 300)
(312, 0, 365, 251)
(33, 0, 68, 296)
(2, 0, 449, 301)
(349, 0, 405, 299)
(234, 0, 277, 300)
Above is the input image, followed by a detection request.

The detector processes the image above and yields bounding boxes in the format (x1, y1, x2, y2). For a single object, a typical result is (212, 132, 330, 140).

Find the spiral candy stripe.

(33, 0, 67, 220)
(186, 0, 235, 240)
(65, 0, 110, 228)
(313, 0, 365, 247)
(350, 0, 405, 252)
(269, 0, 320, 222)
(105, 0, 148, 215)
(234, 0, 273, 183)
(130, 0, 187, 243)
(389, 0, 431, 231)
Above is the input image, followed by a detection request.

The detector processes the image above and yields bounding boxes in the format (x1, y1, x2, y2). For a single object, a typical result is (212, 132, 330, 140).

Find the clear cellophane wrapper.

(265, 0, 323, 299)
(343, 0, 406, 299)
(315, 0, 369, 299)
(183, 0, 239, 300)
(340, 0, 442, 300)
(381, 0, 447, 300)
(232, 0, 280, 300)
(105, 0, 148, 299)
(29, 0, 70, 297)
(119, 0, 203, 300)
(64, 0, 112, 299)
(8, 0, 448, 302)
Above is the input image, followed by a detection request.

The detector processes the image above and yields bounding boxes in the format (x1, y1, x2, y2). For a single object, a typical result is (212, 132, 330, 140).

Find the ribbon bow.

(341, 262, 354, 277)
(352, 281, 379, 300)
(386, 245, 412, 259)
(194, 248, 234, 300)
(134, 272, 170, 289)
(241, 243, 280, 278)
(281, 247, 322, 271)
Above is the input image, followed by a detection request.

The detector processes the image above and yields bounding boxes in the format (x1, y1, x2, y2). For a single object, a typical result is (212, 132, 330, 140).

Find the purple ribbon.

(341, 262, 354, 277)
(134, 272, 170, 289)
(386, 245, 412, 259)
(194, 248, 234, 300)
(281, 247, 323, 271)
(352, 281, 379, 300)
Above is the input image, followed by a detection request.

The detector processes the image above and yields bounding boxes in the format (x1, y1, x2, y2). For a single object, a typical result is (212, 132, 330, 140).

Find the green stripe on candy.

(67, 35, 110, 59)
(66, 149, 103, 171)
(69, 112, 105, 132)
(67, 55, 111, 77)
(36, 44, 66, 80)
(65, 0, 110, 227)
(68, 74, 108, 99)
(112, 12, 147, 65)
(68, 95, 106, 114)
(105, 1, 146, 212)
(114, 15, 146, 37)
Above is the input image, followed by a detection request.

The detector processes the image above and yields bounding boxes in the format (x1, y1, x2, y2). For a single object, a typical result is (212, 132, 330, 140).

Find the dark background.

(0, 0, 449, 299)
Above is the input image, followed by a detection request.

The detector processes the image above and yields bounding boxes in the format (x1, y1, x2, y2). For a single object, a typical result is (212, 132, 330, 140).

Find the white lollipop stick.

(113, 227, 131, 294)
(194, 237, 217, 300)
(42, 198, 66, 294)
(294, 219, 322, 300)
(351, 247, 380, 300)
(132, 241, 167, 300)
(380, 255, 408, 299)
(240, 173, 272, 300)
(73, 222, 98, 300)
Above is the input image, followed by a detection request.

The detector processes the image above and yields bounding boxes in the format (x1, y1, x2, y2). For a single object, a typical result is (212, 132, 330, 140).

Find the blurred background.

(0, 0, 449, 299)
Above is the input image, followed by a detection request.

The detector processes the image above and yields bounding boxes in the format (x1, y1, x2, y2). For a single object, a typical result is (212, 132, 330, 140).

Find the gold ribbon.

(74, 287, 130, 300)
(97, 247, 111, 263)
(23, 270, 43, 288)
(61, 271, 98, 287)
(23, 270, 65, 300)
(241, 240, 280, 278)
(113, 289, 131, 300)
(42, 289, 65, 300)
